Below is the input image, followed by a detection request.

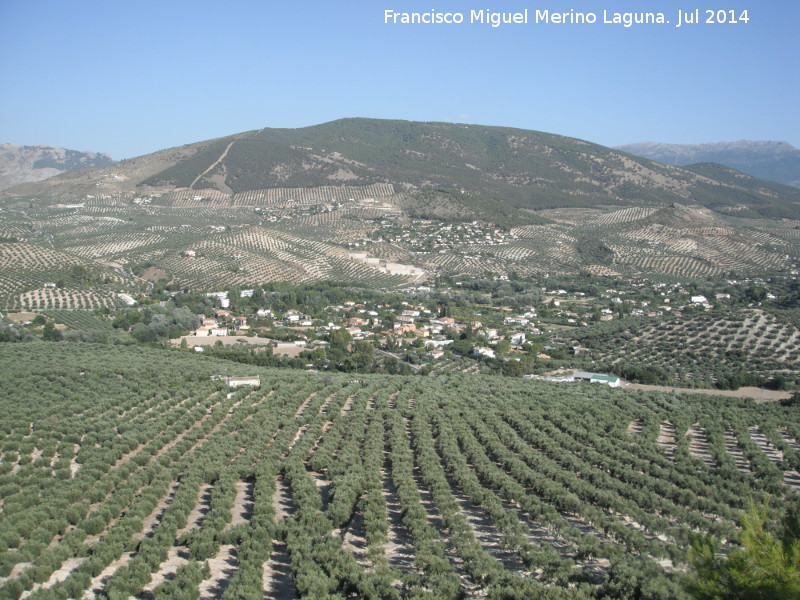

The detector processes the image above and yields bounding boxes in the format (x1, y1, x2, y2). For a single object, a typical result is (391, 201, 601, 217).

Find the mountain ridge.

(6, 118, 800, 223)
(617, 140, 800, 189)
(0, 143, 115, 191)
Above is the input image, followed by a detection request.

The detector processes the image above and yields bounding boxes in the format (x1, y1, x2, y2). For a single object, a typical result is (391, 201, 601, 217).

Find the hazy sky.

(1, 0, 797, 159)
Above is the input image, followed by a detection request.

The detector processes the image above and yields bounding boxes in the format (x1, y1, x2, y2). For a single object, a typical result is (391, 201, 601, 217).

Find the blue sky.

(1, 1, 797, 159)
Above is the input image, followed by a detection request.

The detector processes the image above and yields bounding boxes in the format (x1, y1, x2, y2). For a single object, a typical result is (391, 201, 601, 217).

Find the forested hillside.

(1, 343, 798, 599)
(136, 119, 800, 220)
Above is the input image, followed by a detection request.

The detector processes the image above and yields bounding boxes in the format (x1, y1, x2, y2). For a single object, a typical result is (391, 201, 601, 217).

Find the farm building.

(224, 376, 261, 388)
(173, 335, 273, 348)
(540, 372, 621, 387)
(570, 372, 621, 387)
(472, 347, 496, 359)
(117, 293, 137, 306)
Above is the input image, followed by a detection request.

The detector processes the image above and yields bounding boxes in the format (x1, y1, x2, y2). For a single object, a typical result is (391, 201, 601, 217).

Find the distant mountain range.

(0, 144, 115, 191)
(6, 119, 800, 223)
(617, 140, 800, 189)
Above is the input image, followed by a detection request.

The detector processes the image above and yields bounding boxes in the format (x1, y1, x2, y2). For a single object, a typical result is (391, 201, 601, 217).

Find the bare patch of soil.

(273, 475, 296, 521)
(626, 419, 644, 435)
(339, 509, 370, 567)
(784, 471, 800, 490)
(83, 551, 135, 599)
(564, 513, 614, 545)
(177, 483, 213, 537)
(198, 544, 238, 600)
(446, 477, 526, 573)
(749, 427, 800, 490)
(5, 312, 37, 324)
(657, 421, 677, 458)
(381, 457, 415, 573)
(139, 266, 169, 282)
(505, 500, 575, 562)
(140, 546, 190, 597)
(0, 562, 32, 587)
(317, 392, 337, 416)
(229, 479, 255, 527)
(748, 426, 784, 465)
(408, 467, 486, 599)
(20, 557, 86, 599)
(624, 383, 793, 403)
(411, 467, 443, 531)
(780, 428, 800, 454)
(263, 540, 296, 600)
(182, 395, 240, 458)
(339, 394, 356, 416)
(724, 428, 751, 474)
(110, 442, 146, 470)
(293, 392, 317, 419)
(70, 442, 81, 477)
(304, 432, 327, 461)
(687, 424, 715, 467)
(250, 389, 275, 410)
(132, 482, 180, 541)
(282, 425, 308, 459)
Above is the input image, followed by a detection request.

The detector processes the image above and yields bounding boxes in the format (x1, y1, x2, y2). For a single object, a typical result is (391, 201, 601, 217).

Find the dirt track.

(623, 383, 793, 403)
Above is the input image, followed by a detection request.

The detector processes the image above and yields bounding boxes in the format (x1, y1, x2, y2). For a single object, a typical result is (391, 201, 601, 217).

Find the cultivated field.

(1, 344, 798, 600)
(1, 184, 797, 306)
(579, 309, 800, 389)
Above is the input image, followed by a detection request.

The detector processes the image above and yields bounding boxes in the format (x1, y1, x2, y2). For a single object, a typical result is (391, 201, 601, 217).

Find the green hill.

(138, 118, 800, 221)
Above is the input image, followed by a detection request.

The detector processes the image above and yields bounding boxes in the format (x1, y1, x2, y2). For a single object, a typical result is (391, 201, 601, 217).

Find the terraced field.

(1, 343, 798, 600)
(1, 183, 797, 304)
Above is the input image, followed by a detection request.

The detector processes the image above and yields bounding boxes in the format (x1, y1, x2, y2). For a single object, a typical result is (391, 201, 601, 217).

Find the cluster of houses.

(193, 309, 249, 337)
(355, 219, 517, 252)
(319, 300, 543, 359)
(541, 281, 749, 325)
(173, 291, 547, 364)
(170, 275, 780, 380)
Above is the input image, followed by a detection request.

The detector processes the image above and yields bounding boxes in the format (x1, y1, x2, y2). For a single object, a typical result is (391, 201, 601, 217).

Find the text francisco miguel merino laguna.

(384, 8, 751, 28)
